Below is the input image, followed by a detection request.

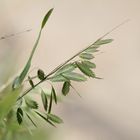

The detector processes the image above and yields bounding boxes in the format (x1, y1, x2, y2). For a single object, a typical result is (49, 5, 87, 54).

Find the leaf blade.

(94, 39, 113, 45)
(52, 86, 57, 104)
(50, 75, 67, 82)
(16, 108, 23, 125)
(85, 45, 100, 53)
(62, 81, 70, 96)
(79, 53, 94, 60)
(82, 61, 96, 69)
(48, 92, 53, 114)
(28, 76, 35, 88)
(25, 98, 38, 109)
(55, 63, 76, 76)
(41, 91, 48, 111)
(76, 62, 95, 78)
(35, 111, 56, 127)
(63, 72, 87, 82)
(41, 8, 54, 29)
(47, 114, 63, 124)
(37, 69, 45, 80)
(12, 8, 54, 89)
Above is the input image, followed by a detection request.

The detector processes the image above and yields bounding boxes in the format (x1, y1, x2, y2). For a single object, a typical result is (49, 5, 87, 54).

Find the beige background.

(0, 0, 140, 140)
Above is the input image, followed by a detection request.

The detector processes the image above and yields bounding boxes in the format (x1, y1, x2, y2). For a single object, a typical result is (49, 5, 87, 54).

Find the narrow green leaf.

(94, 39, 113, 45)
(76, 62, 95, 78)
(41, 90, 48, 111)
(51, 86, 57, 104)
(12, 30, 41, 89)
(12, 9, 53, 89)
(46, 119, 56, 127)
(16, 108, 23, 125)
(79, 53, 94, 60)
(18, 30, 42, 82)
(19, 61, 31, 83)
(28, 76, 34, 88)
(26, 113, 37, 127)
(25, 98, 38, 109)
(55, 63, 76, 76)
(50, 75, 67, 82)
(62, 81, 70, 96)
(48, 92, 53, 114)
(85, 45, 100, 53)
(35, 111, 56, 127)
(41, 8, 54, 29)
(35, 111, 47, 121)
(63, 72, 87, 82)
(82, 61, 96, 69)
(47, 114, 63, 124)
(37, 69, 45, 80)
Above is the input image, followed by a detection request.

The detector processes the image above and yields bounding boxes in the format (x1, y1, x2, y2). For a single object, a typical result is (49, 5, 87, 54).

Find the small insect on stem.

(0, 29, 32, 40)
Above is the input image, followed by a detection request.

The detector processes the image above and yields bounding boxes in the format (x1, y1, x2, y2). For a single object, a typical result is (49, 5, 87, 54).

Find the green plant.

(0, 8, 127, 140)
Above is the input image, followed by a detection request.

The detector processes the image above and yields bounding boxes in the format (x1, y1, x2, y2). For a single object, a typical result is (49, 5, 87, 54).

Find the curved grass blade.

(12, 30, 41, 89)
(41, 8, 54, 29)
(12, 8, 54, 89)
(47, 114, 63, 124)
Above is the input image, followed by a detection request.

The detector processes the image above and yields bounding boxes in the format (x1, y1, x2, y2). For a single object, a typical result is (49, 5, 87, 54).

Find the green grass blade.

(76, 62, 95, 78)
(12, 8, 54, 89)
(62, 81, 70, 96)
(47, 114, 63, 124)
(94, 39, 113, 45)
(41, 8, 54, 29)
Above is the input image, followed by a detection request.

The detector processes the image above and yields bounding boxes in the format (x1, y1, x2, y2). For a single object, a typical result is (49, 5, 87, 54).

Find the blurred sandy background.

(0, 0, 140, 140)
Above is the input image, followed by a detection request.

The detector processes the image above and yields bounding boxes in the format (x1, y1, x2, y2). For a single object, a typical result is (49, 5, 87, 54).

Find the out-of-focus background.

(0, 0, 140, 140)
